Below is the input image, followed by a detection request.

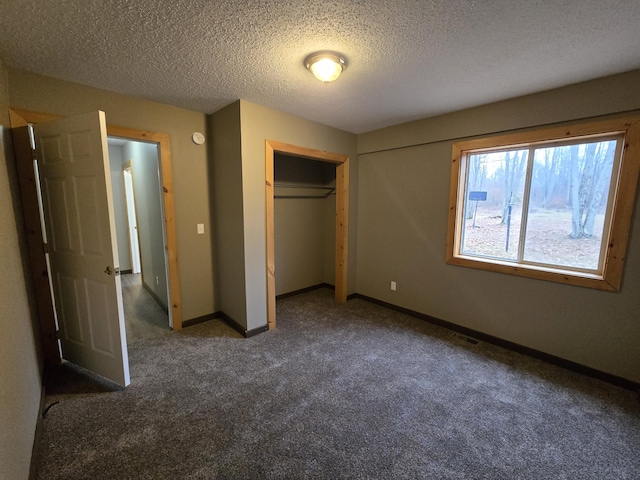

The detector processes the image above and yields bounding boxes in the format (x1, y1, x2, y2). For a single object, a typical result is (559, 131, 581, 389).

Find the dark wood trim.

(182, 311, 269, 338)
(352, 293, 640, 391)
(218, 312, 269, 338)
(276, 283, 334, 301)
(246, 325, 270, 338)
(120, 269, 132, 275)
(28, 385, 47, 480)
(182, 312, 222, 328)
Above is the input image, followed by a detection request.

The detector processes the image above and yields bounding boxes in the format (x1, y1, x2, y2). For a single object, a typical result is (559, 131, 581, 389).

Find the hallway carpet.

(121, 273, 170, 343)
(37, 289, 640, 479)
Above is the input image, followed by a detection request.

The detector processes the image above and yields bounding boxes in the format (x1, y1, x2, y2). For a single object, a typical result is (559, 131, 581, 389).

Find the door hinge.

(43, 242, 49, 254)
(115, 267, 120, 277)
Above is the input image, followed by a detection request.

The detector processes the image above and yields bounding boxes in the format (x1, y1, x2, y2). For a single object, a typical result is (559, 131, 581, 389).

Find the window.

(446, 116, 640, 291)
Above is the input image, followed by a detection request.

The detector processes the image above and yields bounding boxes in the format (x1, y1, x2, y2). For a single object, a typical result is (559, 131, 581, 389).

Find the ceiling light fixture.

(304, 52, 347, 84)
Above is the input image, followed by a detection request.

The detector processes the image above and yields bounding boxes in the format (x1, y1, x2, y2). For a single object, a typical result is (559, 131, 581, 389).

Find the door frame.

(9, 108, 183, 364)
(265, 140, 349, 330)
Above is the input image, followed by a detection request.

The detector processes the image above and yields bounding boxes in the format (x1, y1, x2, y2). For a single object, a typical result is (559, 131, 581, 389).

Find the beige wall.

(356, 69, 640, 382)
(291, 194, 336, 288)
(359, 69, 640, 154)
(275, 198, 328, 295)
(210, 102, 246, 325)
(8, 68, 215, 321)
(0, 59, 43, 480)
(239, 100, 358, 330)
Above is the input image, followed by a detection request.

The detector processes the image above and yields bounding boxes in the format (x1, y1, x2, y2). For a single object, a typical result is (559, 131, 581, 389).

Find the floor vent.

(452, 333, 479, 345)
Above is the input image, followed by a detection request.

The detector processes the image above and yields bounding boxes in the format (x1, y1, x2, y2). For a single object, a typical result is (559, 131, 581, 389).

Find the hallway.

(121, 273, 171, 343)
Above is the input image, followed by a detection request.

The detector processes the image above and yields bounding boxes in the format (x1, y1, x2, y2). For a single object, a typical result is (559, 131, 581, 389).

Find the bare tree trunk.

(583, 142, 615, 236)
(501, 152, 512, 224)
(576, 143, 597, 236)
(501, 150, 526, 223)
(569, 145, 582, 238)
(543, 148, 560, 207)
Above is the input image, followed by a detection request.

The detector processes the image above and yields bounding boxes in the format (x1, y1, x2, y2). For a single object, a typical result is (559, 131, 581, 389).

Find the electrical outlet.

(390, 281, 396, 291)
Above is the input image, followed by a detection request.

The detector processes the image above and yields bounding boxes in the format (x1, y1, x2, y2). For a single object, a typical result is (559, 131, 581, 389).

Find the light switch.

(197, 223, 205, 235)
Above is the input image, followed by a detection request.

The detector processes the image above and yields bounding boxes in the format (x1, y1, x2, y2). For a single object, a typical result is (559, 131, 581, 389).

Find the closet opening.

(265, 140, 349, 330)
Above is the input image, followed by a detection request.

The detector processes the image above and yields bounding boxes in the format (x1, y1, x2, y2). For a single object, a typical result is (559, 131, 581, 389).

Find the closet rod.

(274, 193, 336, 199)
(273, 184, 335, 190)
(274, 195, 335, 199)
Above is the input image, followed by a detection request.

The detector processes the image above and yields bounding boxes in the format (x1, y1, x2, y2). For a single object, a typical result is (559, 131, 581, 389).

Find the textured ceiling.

(1, 1, 640, 134)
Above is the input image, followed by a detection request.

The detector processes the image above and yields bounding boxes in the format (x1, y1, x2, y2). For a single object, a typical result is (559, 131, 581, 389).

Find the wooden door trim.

(265, 140, 349, 330)
(9, 108, 183, 336)
(109, 128, 179, 322)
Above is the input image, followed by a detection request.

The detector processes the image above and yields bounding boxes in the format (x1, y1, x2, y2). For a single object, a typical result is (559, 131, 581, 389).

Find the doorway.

(265, 140, 349, 330)
(107, 137, 171, 343)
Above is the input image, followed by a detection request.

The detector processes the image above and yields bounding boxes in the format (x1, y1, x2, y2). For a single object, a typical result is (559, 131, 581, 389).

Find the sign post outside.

(468, 191, 487, 228)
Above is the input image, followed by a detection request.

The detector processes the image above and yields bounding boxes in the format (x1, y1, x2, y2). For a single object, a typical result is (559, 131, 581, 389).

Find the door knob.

(104, 266, 112, 275)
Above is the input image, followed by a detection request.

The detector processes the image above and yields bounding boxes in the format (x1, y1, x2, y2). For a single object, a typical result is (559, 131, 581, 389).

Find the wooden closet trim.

(265, 140, 349, 330)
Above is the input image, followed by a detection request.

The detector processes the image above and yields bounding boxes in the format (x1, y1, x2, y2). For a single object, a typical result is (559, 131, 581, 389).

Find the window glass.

(523, 140, 617, 271)
(459, 139, 619, 274)
(461, 149, 528, 261)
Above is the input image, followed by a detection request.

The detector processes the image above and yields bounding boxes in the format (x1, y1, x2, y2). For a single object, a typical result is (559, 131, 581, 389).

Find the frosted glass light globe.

(305, 53, 346, 83)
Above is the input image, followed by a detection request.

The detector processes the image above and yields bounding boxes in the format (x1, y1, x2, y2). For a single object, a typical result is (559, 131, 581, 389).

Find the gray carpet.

(37, 289, 640, 479)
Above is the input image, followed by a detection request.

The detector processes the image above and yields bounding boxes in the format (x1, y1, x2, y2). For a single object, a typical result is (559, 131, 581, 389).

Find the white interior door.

(34, 111, 130, 387)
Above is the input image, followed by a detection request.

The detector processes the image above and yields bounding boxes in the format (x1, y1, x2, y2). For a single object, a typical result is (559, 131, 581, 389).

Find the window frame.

(446, 115, 640, 292)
